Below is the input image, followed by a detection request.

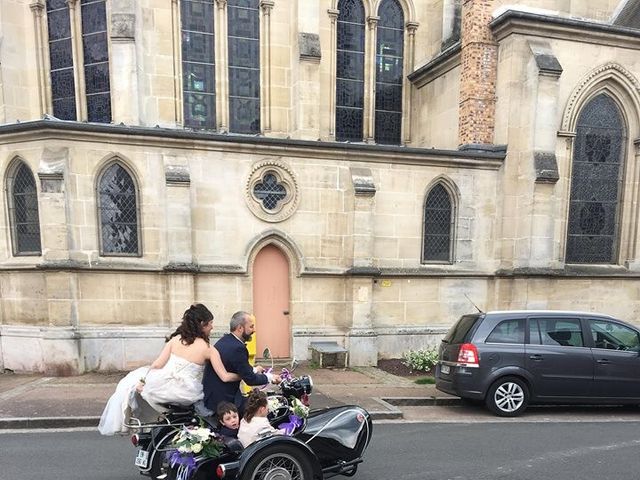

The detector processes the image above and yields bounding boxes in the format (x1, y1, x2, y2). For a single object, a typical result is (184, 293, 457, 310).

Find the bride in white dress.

(99, 304, 239, 435)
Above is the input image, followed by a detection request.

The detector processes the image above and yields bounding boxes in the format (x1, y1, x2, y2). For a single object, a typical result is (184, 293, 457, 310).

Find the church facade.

(2, 0, 640, 373)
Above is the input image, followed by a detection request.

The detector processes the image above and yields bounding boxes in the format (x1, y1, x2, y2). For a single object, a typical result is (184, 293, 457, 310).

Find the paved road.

(2, 420, 640, 480)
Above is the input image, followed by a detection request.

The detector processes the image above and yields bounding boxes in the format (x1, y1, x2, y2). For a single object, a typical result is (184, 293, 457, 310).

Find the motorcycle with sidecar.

(127, 357, 373, 480)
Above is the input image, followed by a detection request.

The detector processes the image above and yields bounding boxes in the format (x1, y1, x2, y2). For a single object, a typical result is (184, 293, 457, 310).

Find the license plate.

(440, 364, 450, 375)
(135, 449, 149, 468)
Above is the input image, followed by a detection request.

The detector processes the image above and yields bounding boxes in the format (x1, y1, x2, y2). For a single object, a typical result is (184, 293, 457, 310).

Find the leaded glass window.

(8, 162, 42, 256)
(375, 0, 404, 145)
(181, 0, 216, 129)
(336, 0, 365, 142)
(46, 0, 77, 120)
(566, 94, 625, 264)
(423, 184, 453, 263)
(228, 0, 260, 134)
(80, 0, 112, 123)
(98, 163, 140, 256)
(253, 172, 287, 211)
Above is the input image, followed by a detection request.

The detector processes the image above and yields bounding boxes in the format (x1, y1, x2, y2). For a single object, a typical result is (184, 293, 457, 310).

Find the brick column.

(458, 0, 497, 148)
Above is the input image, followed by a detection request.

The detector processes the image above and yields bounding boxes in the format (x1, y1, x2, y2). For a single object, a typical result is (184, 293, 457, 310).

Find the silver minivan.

(435, 310, 640, 416)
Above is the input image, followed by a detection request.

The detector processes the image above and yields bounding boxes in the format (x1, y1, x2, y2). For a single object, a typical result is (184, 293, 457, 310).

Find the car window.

(486, 319, 525, 344)
(443, 314, 481, 344)
(589, 319, 640, 352)
(536, 318, 584, 347)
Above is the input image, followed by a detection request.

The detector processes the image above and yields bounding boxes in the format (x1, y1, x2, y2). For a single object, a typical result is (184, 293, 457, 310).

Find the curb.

(0, 416, 100, 430)
(0, 397, 461, 429)
(382, 396, 462, 407)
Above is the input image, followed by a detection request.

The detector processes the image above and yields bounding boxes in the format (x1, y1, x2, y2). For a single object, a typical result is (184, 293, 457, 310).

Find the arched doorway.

(252, 245, 291, 358)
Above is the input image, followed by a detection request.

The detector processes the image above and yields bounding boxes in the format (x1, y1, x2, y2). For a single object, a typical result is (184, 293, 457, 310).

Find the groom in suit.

(203, 311, 281, 414)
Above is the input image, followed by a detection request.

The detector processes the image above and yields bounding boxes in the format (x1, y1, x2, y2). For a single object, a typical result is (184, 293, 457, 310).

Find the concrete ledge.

(382, 396, 462, 407)
(0, 416, 100, 430)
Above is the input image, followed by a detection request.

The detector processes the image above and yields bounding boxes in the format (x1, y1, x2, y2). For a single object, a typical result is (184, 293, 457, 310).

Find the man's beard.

(242, 332, 253, 342)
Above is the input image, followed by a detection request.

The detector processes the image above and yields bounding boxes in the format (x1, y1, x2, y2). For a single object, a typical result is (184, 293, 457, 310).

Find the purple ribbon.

(280, 368, 292, 382)
(167, 451, 197, 480)
(279, 414, 302, 436)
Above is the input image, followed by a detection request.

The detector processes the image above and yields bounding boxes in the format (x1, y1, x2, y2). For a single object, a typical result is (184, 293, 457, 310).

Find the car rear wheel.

(485, 376, 529, 417)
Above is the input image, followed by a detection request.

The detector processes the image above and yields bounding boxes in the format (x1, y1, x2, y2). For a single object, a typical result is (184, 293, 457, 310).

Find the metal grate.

(374, 0, 404, 145)
(182, 0, 216, 129)
(98, 164, 140, 255)
(566, 94, 624, 264)
(253, 173, 287, 211)
(228, 0, 260, 134)
(11, 163, 42, 255)
(336, 0, 365, 142)
(423, 184, 452, 262)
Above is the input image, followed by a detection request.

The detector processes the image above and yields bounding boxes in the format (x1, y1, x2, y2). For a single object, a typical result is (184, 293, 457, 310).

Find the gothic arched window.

(81, 0, 111, 122)
(423, 183, 454, 263)
(7, 161, 42, 256)
(228, 0, 261, 134)
(336, 0, 365, 142)
(566, 94, 625, 264)
(375, 0, 404, 145)
(97, 163, 141, 256)
(181, 0, 216, 129)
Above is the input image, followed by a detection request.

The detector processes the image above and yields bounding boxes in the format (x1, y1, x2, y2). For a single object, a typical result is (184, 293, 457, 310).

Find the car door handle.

(596, 359, 611, 365)
(529, 354, 543, 361)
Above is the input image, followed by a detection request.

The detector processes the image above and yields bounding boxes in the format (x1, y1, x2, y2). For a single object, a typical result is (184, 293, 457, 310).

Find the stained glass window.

(81, 0, 112, 123)
(181, 0, 216, 129)
(336, 0, 365, 142)
(566, 94, 625, 264)
(98, 163, 140, 256)
(375, 0, 404, 145)
(423, 184, 453, 263)
(46, 0, 77, 120)
(228, 0, 260, 134)
(253, 173, 287, 210)
(8, 162, 42, 255)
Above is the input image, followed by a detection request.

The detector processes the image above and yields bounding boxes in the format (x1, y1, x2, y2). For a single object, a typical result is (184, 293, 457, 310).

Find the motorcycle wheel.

(149, 443, 170, 480)
(241, 444, 313, 480)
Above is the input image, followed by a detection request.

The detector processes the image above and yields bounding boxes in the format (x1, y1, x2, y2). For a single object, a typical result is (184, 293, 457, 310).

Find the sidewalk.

(0, 365, 459, 429)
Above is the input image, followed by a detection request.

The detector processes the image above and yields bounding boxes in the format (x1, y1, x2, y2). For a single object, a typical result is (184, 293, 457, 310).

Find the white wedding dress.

(98, 354, 205, 435)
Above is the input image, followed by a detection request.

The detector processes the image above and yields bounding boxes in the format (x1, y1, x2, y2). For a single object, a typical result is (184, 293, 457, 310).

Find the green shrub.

(401, 348, 439, 372)
(414, 377, 436, 385)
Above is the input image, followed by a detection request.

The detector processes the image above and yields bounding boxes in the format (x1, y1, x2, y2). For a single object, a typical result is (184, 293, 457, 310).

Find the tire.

(241, 444, 314, 480)
(149, 435, 172, 480)
(485, 376, 529, 417)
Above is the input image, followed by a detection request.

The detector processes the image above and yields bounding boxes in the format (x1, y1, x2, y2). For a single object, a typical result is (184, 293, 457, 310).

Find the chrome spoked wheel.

(250, 453, 303, 480)
(243, 445, 313, 480)
(486, 376, 529, 417)
(494, 382, 524, 413)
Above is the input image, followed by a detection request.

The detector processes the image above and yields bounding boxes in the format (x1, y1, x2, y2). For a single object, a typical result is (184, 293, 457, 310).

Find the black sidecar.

(191, 404, 373, 480)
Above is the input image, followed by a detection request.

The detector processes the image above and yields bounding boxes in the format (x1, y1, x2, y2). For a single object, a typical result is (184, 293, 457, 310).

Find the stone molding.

(164, 164, 190, 186)
(491, 9, 640, 48)
(245, 158, 300, 223)
(534, 151, 559, 184)
(0, 121, 506, 171)
(299, 32, 321, 62)
(561, 62, 640, 133)
(350, 166, 376, 196)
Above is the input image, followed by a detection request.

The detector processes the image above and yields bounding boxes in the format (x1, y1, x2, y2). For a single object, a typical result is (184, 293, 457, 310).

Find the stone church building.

(1, 0, 640, 373)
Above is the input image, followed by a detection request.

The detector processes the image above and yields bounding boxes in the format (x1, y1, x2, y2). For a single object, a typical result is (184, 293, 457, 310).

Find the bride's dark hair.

(169, 303, 214, 345)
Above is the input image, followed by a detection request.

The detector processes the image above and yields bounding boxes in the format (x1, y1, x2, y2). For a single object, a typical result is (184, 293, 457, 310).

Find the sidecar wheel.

(241, 444, 313, 480)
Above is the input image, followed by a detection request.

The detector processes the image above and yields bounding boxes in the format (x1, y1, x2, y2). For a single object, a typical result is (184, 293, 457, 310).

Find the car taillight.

(457, 343, 479, 366)
(217, 464, 226, 479)
(130, 434, 139, 447)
